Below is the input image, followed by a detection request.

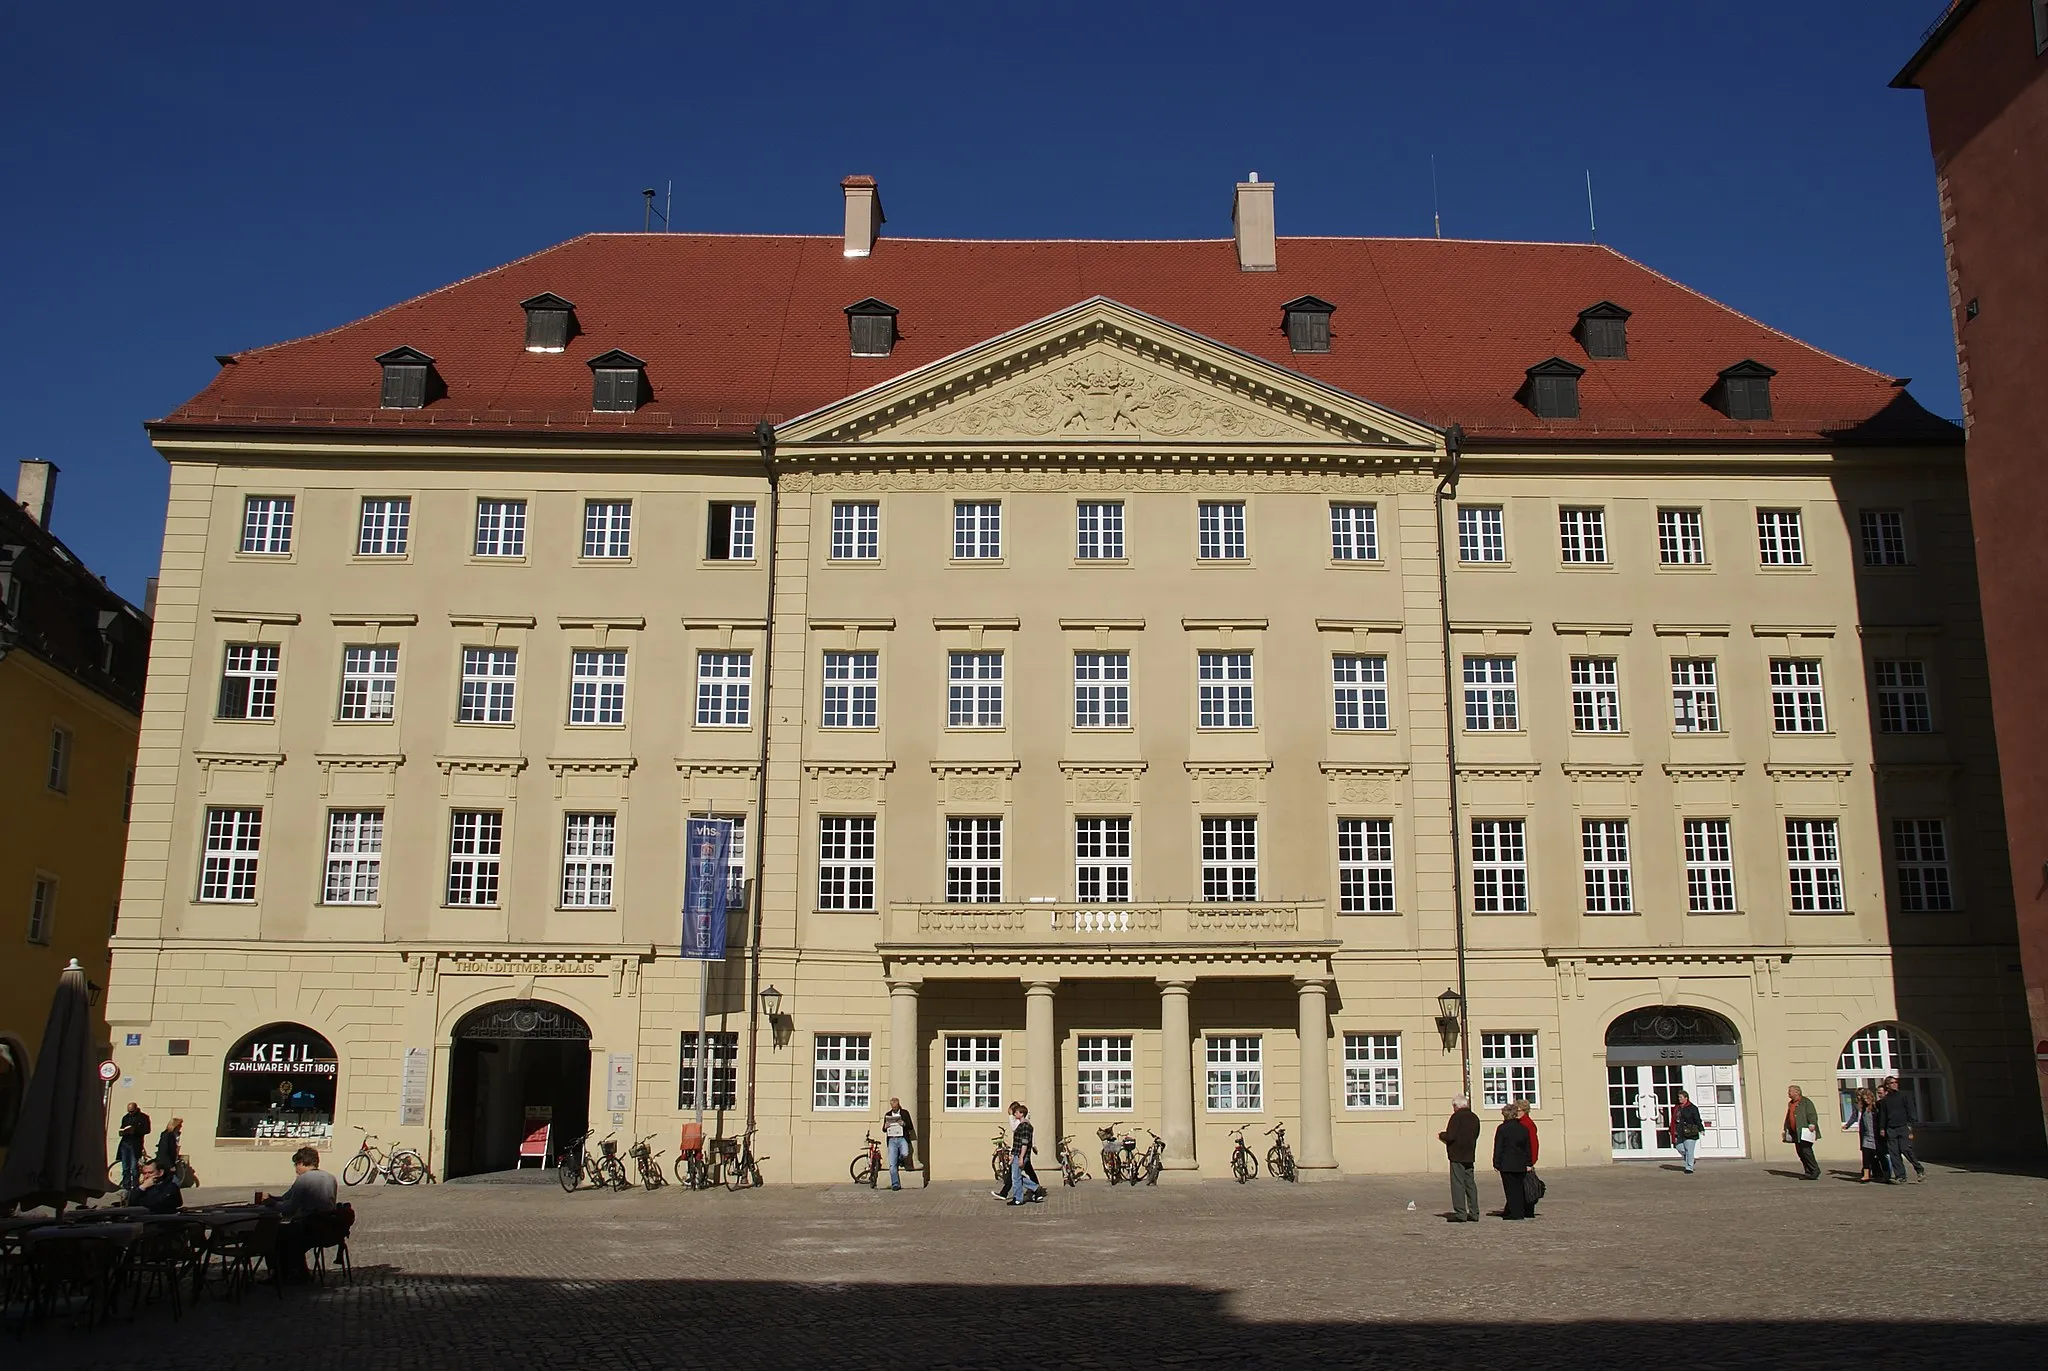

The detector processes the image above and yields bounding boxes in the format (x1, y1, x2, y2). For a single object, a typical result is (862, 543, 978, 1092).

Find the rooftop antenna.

(665, 179, 673, 233)
(1585, 169, 1598, 241)
(642, 187, 668, 232)
(1430, 155, 1442, 239)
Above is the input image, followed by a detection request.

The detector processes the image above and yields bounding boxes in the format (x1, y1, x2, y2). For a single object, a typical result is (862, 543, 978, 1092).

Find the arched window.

(1836, 1023, 1950, 1126)
(218, 1023, 339, 1141)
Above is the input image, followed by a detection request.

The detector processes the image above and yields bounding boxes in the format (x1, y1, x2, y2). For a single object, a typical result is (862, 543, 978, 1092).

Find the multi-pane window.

(831, 501, 880, 560)
(1581, 820, 1633, 914)
(1076, 1036, 1135, 1112)
(1332, 655, 1389, 731)
(1657, 508, 1707, 565)
(1343, 1033, 1402, 1109)
(322, 810, 383, 905)
(947, 652, 1004, 727)
(1470, 819, 1528, 913)
(1074, 817, 1132, 903)
(1330, 503, 1378, 561)
(1197, 652, 1254, 729)
(473, 499, 527, 557)
(679, 1032, 739, 1110)
(1756, 509, 1805, 566)
(706, 502, 756, 560)
(1077, 502, 1125, 560)
(945, 817, 1003, 903)
(1837, 1025, 1950, 1126)
(1200, 816, 1258, 902)
(1873, 660, 1933, 734)
(1480, 1032, 1539, 1107)
(1683, 819, 1738, 913)
(1785, 818, 1845, 913)
(357, 497, 411, 556)
(459, 648, 518, 723)
(1770, 659, 1827, 733)
(693, 812, 748, 894)
(817, 816, 877, 912)
(28, 877, 55, 945)
(1197, 502, 1247, 560)
(1337, 818, 1395, 914)
(445, 810, 504, 907)
(217, 644, 281, 720)
(240, 496, 294, 555)
(1558, 507, 1607, 563)
(695, 652, 752, 727)
(199, 807, 263, 902)
(1074, 652, 1130, 728)
(1860, 510, 1908, 567)
(582, 500, 632, 558)
(46, 726, 71, 793)
(1205, 1037, 1263, 1111)
(953, 501, 1001, 559)
(812, 1035, 872, 1110)
(1670, 658, 1720, 733)
(1892, 819, 1954, 912)
(821, 651, 879, 729)
(1570, 658, 1622, 733)
(1457, 505, 1506, 563)
(944, 1036, 1002, 1111)
(560, 813, 616, 908)
(563, 649, 626, 726)
(1462, 657, 1518, 731)
(336, 646, 398, 722)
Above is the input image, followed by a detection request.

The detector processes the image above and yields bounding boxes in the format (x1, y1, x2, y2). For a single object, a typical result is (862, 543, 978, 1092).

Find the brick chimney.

(1233, 173, 1276, 272)
(15, 460, 57, 527)
(842, 176, 885, 258)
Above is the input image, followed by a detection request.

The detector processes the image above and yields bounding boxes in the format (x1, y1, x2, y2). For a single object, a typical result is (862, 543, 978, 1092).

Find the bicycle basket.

(599, 1139, 619, 1158)
(714, 1137, 741, 1160)
(1096, 1126, 1117, 1141)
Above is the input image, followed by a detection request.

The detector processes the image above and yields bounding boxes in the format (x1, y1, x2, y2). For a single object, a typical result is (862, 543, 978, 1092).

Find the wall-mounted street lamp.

(1434, 987, 1464, 1052)
(760, 984, 788, 1048)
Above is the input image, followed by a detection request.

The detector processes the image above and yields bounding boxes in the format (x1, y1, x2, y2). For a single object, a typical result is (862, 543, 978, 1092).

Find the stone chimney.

(1233, 173, 1276, 272)
(15, 460, 57, 528)
(842, 176, 885, 258)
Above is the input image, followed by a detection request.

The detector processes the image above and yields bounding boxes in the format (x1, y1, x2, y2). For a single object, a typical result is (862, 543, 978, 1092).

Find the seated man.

(256, 1145, 338, 1283)
(125, 1158, 184, 1214)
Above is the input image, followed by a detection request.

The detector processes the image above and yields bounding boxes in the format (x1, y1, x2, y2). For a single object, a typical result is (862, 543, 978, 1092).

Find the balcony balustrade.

(881, 899, 1330, 950)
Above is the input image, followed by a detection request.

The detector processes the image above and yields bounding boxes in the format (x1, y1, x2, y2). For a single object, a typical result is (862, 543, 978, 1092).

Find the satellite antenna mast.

(1430, 154, 1442, 239)
(1585, 170, 1598, 241)
(642, 187, 669, 232)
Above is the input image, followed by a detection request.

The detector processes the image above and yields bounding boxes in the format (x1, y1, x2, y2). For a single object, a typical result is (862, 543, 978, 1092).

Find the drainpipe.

(1434, 425, 1472, 1097)
(742, 419, 779, 1138)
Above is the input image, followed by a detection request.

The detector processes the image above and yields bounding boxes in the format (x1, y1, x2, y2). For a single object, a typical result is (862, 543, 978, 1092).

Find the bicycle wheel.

(1268, 1147, 1296, 1182)
(673, 1155, 694, 1187)
(1232, 1149, 1253, 1183)
(850, 1155, 876, 1187)
(604, 1157, 632, 1191)
(991, 1150, 1010, 1186)
(391, 1150, 427, 1185)
(1144, 1152, 1163, 1185)
(342, 1153, 373, 1187)
(558, 1155, 581, 1193)
(107, 1159, 125, 1188)
(640, 1158, 665, 1191)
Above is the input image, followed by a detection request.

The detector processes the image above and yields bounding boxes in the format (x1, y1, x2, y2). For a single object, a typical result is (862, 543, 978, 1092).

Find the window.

(356, 498, 411, 556)
(377, 348, 431, 409)
(831, 502, 880, 560)
(1075, 817, 1132, 903)
(1684, 819, 1737, 913)
(521, 293, 574, 352)
(1457, 505, 1505, 563)
(817, 816, 876, 912)
(1756, 509, 1805, 566)
(1332, 655, 1389, 731)
(1077, 502, 1124, 560)
(945, 817, 1003, 903)
(1470, 819, 1528, 913)
(589, 351, 645, 412)
(1480, 1032, 1539, 1107)
(1283, 296, 1333, 353)
(337, 646, 398, 721)
(1581, 819, 1633, 914)
(473, 499, 527, 557)
(1343, 1033, 1402, 1109)
(953, 501, 1001, 559)
(240, 497, 294, 554)
(821, 651, 878, 729)
(217, 1024, 338, 1142)
(706, 502, 755, 560)
(1462, 657, 1518, 731)
(1330, 502, 1378, 561)
(692, 811, 748, 892)
(679, 1032, 739, 1110)
(812, 1035, 872, 1110)
(845, 298, 898, 357)
(1874, 660, 1933, 734)
(1074, 652, 1130, 729)
(1837, 1024, 1950, 1125)
(1892, 819, 1954, 912)
(1785, 818, 1845, 913)
(695, 652, 751, 727)
(458, 648, 517, 723)
(1197, 652, 1255, 729)
(1860, 510, 1908, 566)
(1076, 1036, 1134, 1112)
(217, 644, 281, 720)
(583, 501, 632, 558)
(1197, 502, 1247, 560)
(1718, 361, 1775, 420)
(947, 652, 1004, 728)
(1658, 508, 1706, 565)
(1770, 659, 1827, 733)
(1578, 303, 1629, 359)
(1558, 507, 1607, 564)
(445, 811, 504, 907)
(1205, 1037, 1263, 1111)
(1525, 358, 1583, 418)
(1569, 657, 1622, 733)
(1670, 659, 1720, 733)
(570, 649, 628, 726)
(45, 726, 71, 792)
(28, 877, 55, 945)
(944, 1036, 1002, 1111)
(1337, 818, 1395, 914)
(560, 813, 616, 908)
(200, 807, 263, 902)
(1200, 816, 1258, 902)
(322, 810, 382, 905)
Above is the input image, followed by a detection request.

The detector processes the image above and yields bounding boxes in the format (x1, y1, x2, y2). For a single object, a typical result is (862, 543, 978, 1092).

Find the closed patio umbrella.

(0, 959, 107, 1213)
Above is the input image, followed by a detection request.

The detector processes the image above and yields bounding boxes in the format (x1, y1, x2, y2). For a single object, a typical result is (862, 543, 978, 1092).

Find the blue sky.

(2, 1, 1955, 603)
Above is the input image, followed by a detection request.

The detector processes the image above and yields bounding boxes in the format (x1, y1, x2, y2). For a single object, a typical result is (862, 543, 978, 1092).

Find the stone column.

(1025, 980, 1058, 1143)
(1296, 979, 1339, 1177)
(888, 981, 920, 1122)
(1158, 978, 1197, 1169)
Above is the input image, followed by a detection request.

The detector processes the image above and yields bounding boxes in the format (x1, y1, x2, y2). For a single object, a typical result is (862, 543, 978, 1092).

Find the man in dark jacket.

(881, 1096, 915, 1191)
(1438, 1094, 1481, 1222)
(1493, 1104, 1533, 1220)
(116, 1102, 152, 1189)
(1877, 1080, 1920, 1183)
(125, 1159, 183, 1214)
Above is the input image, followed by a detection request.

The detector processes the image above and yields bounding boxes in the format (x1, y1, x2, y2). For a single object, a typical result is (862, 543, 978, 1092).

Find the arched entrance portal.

(1604, 1007, 1746, 1161)
(445, 1001, 592, 1178)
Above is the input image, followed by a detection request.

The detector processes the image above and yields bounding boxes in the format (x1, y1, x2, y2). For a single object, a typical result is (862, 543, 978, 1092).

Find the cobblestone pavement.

(20, 1161, 2048, 1368)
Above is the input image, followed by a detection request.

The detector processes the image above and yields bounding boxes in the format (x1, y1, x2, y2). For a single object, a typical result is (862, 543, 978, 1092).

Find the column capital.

(886, 979, 922, 995)
(1292, 977, 1332, 994)
(1155, 976, 1194, 993)
(1022, 977, 1061, 993)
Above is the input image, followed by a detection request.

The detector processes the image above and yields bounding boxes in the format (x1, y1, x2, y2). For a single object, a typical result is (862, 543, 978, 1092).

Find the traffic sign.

(98, 1060, 119, 1082)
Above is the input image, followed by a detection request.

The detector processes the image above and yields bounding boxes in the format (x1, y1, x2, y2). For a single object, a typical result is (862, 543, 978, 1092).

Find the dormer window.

(588, 350, 646, 412)
(1716, 360, 1776, 420)
(1576, 302, 1631, 359)
(1523, 357, 1585, 419)
(845, 298, 899, 357)
(376, 347, 435, 409)
(1281, 296, 1335, 354)
(520, 293, 577, 353)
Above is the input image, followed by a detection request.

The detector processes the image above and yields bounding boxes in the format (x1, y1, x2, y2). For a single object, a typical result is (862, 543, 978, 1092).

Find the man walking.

(1784, 1084, 1822, 1180)
(1878, 1078, 1924, 1183)
(1005, 1101, 1044, 1206)
(116, 1101, 152, 1189)
(1438, 1094, 1481, 1222)
(881, 1096, 915, 1191)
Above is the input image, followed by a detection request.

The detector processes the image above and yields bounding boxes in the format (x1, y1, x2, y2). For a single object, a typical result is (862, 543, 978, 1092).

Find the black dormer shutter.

(850, 313, 894, 356)
(521, 293, 577, 352)
(376, 347, 434, 409)
(593, 368, 640, 411)
(1715, 361, 1777, 420)
(1583, 316, 1625, 359)
(1524, 357, 1585, 419)
(1281, 296, 1335, 354)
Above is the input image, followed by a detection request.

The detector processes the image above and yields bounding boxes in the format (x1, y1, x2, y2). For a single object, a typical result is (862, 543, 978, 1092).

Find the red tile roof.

(157, 233, 1956, 446)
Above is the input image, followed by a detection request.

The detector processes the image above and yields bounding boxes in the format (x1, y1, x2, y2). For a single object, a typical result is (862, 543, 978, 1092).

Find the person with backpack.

(1669, 1088, 1704, 1174)
(1492, 1103, 1533, 1220)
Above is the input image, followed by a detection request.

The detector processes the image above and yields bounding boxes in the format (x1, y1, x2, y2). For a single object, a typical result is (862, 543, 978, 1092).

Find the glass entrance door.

(1607, 1062, 1746, 1159)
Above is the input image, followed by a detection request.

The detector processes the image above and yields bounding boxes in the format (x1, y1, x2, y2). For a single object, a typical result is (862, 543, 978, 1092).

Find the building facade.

(108, 178, 2037, 1185)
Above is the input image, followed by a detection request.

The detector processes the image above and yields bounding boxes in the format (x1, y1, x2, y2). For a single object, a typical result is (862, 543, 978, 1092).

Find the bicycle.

(1096, 1123, 1128, 1186)
(1265, 1123, 1297, 1183)
(558, 1129, 596, 1192)
(1128, 1127, 1165, 1186)
(1228, 1125, 1261, 1183)
(1055, 1134, 1089, 1186)
(674, 1139, 718, 1190)
(341, 1127, 427, 1187)
(990, 1130, 1014, 1189)
(850, 1131, 884, 1188)
(595, 1134, 632, 1191)
(722, 1130, 765, 1191)
(629, 1133, 668, 1191)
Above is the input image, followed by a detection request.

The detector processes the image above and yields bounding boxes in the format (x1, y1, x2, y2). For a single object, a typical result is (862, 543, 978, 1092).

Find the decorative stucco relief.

(897, 353, 1310, 441)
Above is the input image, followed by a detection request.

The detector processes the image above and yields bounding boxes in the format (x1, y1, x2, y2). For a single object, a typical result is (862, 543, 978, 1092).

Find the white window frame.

(200, 807, 263, 903)
(1470, 819, 1528, 913)
(1873, 659, 1933, 734)
(357, 497, 411, 557)
(1073, 652, 1130, 729)
(953, 501, 1001, 560)
(1558, 507, 1607, 563)
(817, 816, 877, 912)
(1330, 502, 1378, 561)
(1837, 1024, 1950, 1125)
(812, 1034, 873, 1110)
(1480, 1031, 1539, 1108)
(1770, 658, 1827, 734)
(1570, 656, 1622, 733)
(1756, 508, 1805, 566)
(1859, 509, 1908, 566)
(695, 651, 751, 728)
(1581, 819, 1633, 914)
(1076, 501, 1124, 560)
(679, 1032, 739, 1110)
(1200, 816, 1258, 902)
(1074, 816, 1132, 903)
(830, 501, 880, 560)
(1683, 819, 1737, 913)
(473, 498, 527, 558)
(821, 651, 879, 729)
(1343, 1033, 1402, 1109)
(445, 810, 504, 908)
(1657, 507, 1707, 565)
(1892, 819, 1954, 912)
(1670, 658, 1720, 733)
(28, 875, 56, 945)
(1337, 817, 1396, 914)
(459, 648, 518, 724)
(1197, 502, 1247, 560)
(338, 645, 399, 721)
(240, 496, 294, 555)
(710, 502, 756, 561)
(943, 1035, 1002, 1111)
(945, 816, 1003, 903)
(1462, 656, 1518, 731)
(947, 651, 1004, 728)
(218, 643, 281, 720)
(1457, 505, 1506, 563)
(1197, 651, 1254, 729)
(322, 809, 383, 905)
(1332, 654, 1389, 731)
(1785, 818, 1845, 913)
(581, 500, 632, 559)
(1076, 1035, 1134, 1113)
(569, 649, 628, 727)
(46, 725, 71, 793)
(560, 812, 617, 909)
(1205, 1036, 1263, 1112)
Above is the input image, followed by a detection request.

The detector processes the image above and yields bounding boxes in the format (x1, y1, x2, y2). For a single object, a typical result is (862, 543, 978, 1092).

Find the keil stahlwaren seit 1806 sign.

(681, 818, 733, 961)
